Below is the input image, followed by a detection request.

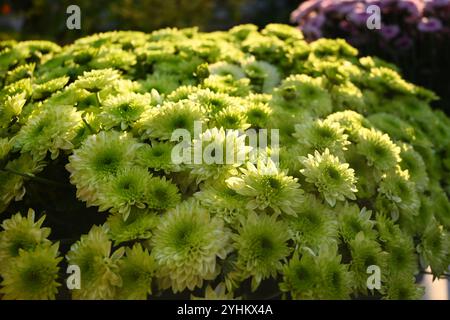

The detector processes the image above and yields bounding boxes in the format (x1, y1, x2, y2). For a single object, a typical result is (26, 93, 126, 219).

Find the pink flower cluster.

(291, 0, 450, 49)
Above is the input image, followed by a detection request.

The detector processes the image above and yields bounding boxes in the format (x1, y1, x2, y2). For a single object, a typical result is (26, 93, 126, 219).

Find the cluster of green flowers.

(0, 24, 449, 300)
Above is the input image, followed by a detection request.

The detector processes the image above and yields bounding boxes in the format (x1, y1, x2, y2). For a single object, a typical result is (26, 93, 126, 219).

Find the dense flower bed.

(0, 24, 449, 300)
(291, 0, 450, 113)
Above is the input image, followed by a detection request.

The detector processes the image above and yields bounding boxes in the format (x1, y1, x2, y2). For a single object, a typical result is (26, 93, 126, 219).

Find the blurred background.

(0, 0, 448, 299)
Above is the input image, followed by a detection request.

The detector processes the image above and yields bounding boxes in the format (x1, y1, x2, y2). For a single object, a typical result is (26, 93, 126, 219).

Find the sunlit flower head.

(300, 149, 357, 206)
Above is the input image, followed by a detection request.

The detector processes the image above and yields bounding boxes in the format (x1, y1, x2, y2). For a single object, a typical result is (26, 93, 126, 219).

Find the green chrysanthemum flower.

(381, 276, 424, 300)
(106, 208, 159, 245)
(66, 130, 141, 206)
(0, 93, 26, 128)
(151, 201, 231, 293)
(0, 154, 45, 213)
(231, 213, 291, 291)
(398, 143, 429, 191)
(226, 159, 304, 216)
(116, 244, 156, 300)
(139, 73, 180, 95)
(243, 98, 272, 129)
(384, 234, 418, 279)
(356, 128, 401, 173)
(99, 92, 152, 130)
(188, 89, 238, 114)
(316, 245, 354, 300)
(377, 168, 420, 219)
(325, 110, 364, 140)
(189, 127, 251, 182)
(286, 194, 338, 250)
(0, 243, 61, 300)
(32, 76, 69, 100)
(279, 251, 320, 299)
(337, 203, 376, 243)
(97, 166, 151, 217)
(243, 60, 280, 93)
(0, 209, 51, 273)
(72, 68, 121, 92)
(300, 149, 357, 206)
(146, 176, 181, 211)
(209, 62, 245, 80)
(202, 74, 251, 97)
(417, 221, 448, 277)
(13, 104, 83, 160)
(271, 74, 332, 117)
(135, 141, 181, 173)
(293, 119, 350, 156)
(137, 100, 206, 140)
(349, 232, 387, 294)
(212, 106, 250, 131)
(66, 225, 124, 300)
(194, 175, 250, 225)
(280, 245, 353, 300)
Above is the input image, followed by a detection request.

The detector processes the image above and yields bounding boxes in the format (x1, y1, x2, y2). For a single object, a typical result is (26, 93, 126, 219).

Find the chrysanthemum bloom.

(377, 168, 420, 219)
(280, 251, 320, 299)
(66, 130, 141, 206)
(195, 176, 250, 226)
(190, 127, 251, 182)
(135, 142, 181, 173)
(337, 203, 376, 243)
(243, 97, 272, 129)
(209, 62, 246, 80)
(0, 209, 51, 273)
(287, 194, 338, 250)
(417, 221, 449, 277)
(226, 159, 304, 216)
(300, 148, 358, 206)
(151, 201, 231, 293)
(212, 106, 250, 131)
(66, 226, 124, 300)
(325, 110, 364, 140)
(32, 76, 69, 100)
(13, 104, 83, 161)
(0, 93, 26, 128)
(137, 100, 206, 140)
(356, 128, 401, 174)
(72, 68, 121, 93)
(116, 244, 155, 300)
(99, 92, 152, 130)
(96, 166, 151, 218)
(0, 243, 61, 300)
(293, 119, 350, 156)
(106, 208, 159, 245)
(231, 213, 291, 291)
(0, 154, 45, 213)
(146, 176, 181, 211)
(243, 60, 280, 93)
(280, 245, 353, 300)
(349, 232, 388, 294)
(188, 89, 239, 114)
(398, 143, 429, 191)
(271, 74, 332, 117)
(382, 276, 424, 300)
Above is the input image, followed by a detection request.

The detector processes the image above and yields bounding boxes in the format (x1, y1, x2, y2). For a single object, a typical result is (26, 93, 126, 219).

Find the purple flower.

(398, 0, 425, 21)
(291, 0, 322, 23)
(380, 24, 401, 40)
(418, 17, 444, 32)
(394, 35, 414, 49)
(429, 0, 450, 7)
